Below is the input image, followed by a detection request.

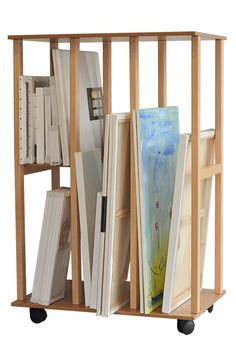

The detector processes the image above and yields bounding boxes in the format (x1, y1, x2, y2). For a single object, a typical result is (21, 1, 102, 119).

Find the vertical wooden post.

(103, 40, 112, 115)
(14, 39, 26, 300)
(215, 39, 224, 294)
(70, 38, 82, 304)
(50, 39, 60, 190)
(129, 36, 139, 309)
(102, 40, 112, 158)
(191, 36, 201, 314)
(158, 40, 167, 106)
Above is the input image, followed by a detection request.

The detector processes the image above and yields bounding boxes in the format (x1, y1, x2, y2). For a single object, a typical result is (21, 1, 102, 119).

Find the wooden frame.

(10, 31, 226, 321)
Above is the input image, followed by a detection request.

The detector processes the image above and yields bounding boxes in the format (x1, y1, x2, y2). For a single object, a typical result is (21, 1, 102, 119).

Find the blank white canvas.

(52, 49, 102, 166)
(90, 191, 102, 309)
(75, 149, 102, 307)
(162, 130, 215, 313)
(102, 113, 130, 316)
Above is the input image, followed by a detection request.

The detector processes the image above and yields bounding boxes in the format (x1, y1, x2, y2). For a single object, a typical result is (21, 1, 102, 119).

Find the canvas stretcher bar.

(70, 38, 82, 304)
(129, 36, 139, 309)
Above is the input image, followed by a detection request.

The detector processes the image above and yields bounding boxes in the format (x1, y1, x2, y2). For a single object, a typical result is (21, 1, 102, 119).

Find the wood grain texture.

(14, 40, 26, 300)
(129, 36, 139, 309)
(158, 40, 167, 106)
(103, 40, 112, 115)
(191, 36, 201, 314)
(70, 39, 82, 304)
(11, 281, 225, 321)
(200, 164, 222, 180)
(8, 32, 227, 43)
(102, 40, 112, 153)
(215, 39, 224, 294)
(50, 39, 61, 190)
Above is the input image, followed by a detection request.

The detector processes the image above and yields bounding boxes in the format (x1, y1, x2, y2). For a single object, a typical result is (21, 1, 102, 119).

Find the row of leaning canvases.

(73, 108, 214, 316)
(28, 47, 214, 314)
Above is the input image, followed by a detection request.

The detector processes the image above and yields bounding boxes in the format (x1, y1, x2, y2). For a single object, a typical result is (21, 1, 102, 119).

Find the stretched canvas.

(52, 49, 102, 165)
(136, 107, 179, 314)
(133, 112, 145, 313)
(75, 149, 102, 307)
(102, 113, 130, 316)
(162, 130, 214, 313)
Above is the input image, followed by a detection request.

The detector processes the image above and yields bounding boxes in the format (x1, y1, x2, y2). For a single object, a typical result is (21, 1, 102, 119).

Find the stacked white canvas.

(19, 76, 62, 165)
(52, 49, 103, 166)
(19, 76, 50, 164)
(97, 113, 130, 317)
(75, 148, 102, 307)
(31, 188, 71, 306)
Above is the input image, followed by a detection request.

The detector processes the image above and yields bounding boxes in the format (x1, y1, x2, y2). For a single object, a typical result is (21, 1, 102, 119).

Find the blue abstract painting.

(138, 107, 179, 313)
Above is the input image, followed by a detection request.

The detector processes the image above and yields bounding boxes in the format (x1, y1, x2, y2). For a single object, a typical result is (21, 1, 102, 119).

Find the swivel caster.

(30, 308, 47, 324)
(207, 305, 214, 313)
(177, 319, 195, 335)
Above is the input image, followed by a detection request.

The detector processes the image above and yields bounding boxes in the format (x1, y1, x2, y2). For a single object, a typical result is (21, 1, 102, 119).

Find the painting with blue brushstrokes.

(137, 107, 179, 314)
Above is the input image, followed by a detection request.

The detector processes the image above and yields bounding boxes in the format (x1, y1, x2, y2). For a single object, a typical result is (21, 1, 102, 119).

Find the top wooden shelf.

(8, 31, 226, 43)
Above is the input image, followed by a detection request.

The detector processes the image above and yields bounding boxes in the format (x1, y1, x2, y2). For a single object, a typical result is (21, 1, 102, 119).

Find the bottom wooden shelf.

(11, 280, 225, 320)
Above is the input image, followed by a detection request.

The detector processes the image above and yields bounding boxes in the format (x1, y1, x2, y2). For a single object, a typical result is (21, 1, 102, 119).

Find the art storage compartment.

(9, 31, 226, 335)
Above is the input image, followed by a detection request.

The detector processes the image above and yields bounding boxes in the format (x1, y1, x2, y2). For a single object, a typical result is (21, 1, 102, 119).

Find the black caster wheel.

(177, 319, 195, 335)
(207, 304, 214, 313)
(30, 308, 47, 324)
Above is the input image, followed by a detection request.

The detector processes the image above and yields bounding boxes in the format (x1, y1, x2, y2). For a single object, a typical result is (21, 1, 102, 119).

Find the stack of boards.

(31, 188, 71, 306)
(19, 49, 102, 166)
(75, 113, 130, 316)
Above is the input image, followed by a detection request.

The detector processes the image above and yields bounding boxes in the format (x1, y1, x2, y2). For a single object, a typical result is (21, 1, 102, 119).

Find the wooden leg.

(129, 36, 139, 309)
(191, 36, 201, 314)
(14, 39, 26, 300)
(70, 38, 82, 304)
(158, 40, 167, 107)
(215, 39, 224, 294)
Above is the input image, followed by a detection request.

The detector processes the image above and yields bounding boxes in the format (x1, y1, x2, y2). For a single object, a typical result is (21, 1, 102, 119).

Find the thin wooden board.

(11, 280, 225, 320)
(8, 32, 226, 42)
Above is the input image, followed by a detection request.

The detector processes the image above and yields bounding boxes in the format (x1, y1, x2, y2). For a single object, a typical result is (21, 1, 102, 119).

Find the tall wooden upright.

(191, 36, 201, 314)
(158, 40, 167, 106)
(50, 39, 60, 190)
(103, 40, 112, 115)
(70, 38, 82, 304)
(14, 39, 26, 301)
(215, 39, 224, 294)
(129, 36, 139, 309)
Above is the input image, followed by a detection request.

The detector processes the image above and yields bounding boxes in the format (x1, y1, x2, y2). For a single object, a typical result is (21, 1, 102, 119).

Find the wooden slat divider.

(191, 36, 201, 314)
(50, 39, 61, 190)
(215, 39, 224, 294)
(70, 38, 82, 304)
(158, 40, 167, 106)
(14, 39, 26, 300)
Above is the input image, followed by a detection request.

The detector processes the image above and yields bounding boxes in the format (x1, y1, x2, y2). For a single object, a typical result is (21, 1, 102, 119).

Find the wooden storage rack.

(8, 31, 226, 330)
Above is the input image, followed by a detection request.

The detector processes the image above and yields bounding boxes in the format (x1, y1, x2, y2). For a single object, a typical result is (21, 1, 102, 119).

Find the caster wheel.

(207, 305, 214, 313)
(30, 308, 47, 324)
(177, 319, 195, 335)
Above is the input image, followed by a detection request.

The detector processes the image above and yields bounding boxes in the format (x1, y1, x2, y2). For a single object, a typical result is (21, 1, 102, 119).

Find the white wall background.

(0, 0, 234, 345)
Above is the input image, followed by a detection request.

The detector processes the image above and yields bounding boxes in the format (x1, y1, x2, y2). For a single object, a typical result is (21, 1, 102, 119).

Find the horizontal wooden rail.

(200, 164, 222, 180)
(23, 164, 63, 175)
